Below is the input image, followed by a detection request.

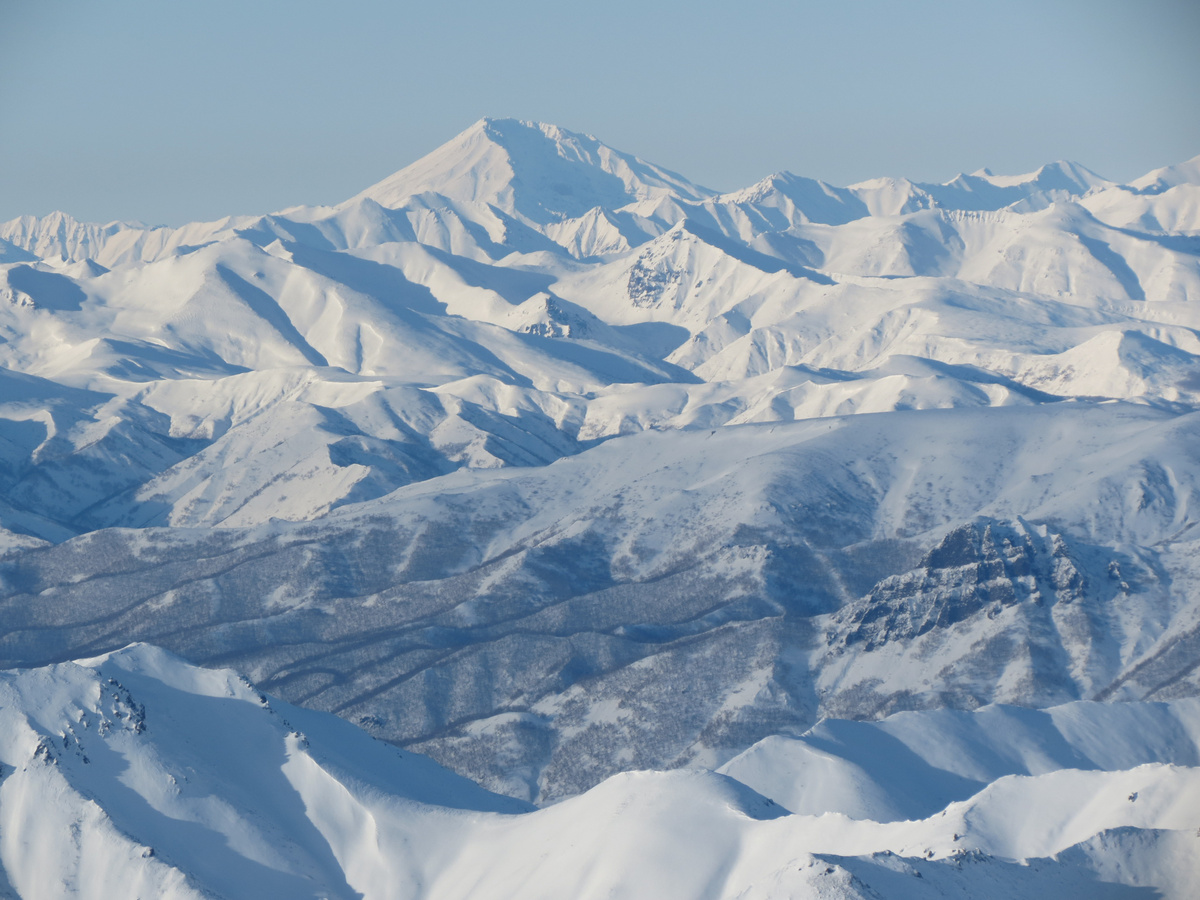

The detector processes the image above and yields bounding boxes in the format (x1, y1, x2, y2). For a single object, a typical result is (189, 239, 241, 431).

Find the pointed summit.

(350, 118, 714, 225)
(1023, 160, 1111, 193)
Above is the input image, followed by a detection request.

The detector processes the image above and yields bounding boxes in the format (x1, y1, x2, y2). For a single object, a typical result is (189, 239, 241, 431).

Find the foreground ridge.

(1, 647, 1197, 898)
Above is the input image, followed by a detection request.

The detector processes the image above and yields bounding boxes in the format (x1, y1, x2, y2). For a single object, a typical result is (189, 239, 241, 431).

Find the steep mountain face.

(1, 119, 1199, 815)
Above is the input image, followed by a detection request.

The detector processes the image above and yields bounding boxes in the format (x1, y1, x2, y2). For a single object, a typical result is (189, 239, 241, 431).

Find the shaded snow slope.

(720, 698, 1200, 821)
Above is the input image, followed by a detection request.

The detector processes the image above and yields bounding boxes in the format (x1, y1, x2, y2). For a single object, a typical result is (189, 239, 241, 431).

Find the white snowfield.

(2, 119, 1200, 894)
(1, 645, 1197, 900)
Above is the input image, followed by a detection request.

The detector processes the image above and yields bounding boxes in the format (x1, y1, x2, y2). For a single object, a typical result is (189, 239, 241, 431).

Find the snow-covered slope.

(2, 646, 1197, 899)
(0, 120, 1198, 840)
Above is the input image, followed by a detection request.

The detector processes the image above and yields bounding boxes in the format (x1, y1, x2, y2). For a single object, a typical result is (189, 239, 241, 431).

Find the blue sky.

(1, 0, 1197, 225)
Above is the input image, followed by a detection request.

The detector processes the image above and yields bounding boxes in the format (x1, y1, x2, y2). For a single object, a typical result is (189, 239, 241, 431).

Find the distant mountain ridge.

(6, 119, 1192, 269)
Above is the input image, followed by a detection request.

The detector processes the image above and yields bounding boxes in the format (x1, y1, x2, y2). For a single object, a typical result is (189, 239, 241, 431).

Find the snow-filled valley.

(2, 118, 1200, 896)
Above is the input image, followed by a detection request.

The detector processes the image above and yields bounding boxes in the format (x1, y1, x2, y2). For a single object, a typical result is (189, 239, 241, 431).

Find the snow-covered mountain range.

(1, 645, 1196, 899)
(2, 118, 1200, 894)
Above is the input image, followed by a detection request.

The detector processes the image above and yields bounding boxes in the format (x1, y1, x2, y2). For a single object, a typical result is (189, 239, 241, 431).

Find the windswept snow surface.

(0, 646, 1197, 900)
(1, 119, 1200, 892)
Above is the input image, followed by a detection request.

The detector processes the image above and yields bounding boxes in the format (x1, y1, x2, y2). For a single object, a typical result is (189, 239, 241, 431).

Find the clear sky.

(2, 0, 1197, 225)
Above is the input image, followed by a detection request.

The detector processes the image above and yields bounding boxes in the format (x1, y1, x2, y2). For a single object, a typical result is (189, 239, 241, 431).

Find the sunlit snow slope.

(1, 119, 1199, 823)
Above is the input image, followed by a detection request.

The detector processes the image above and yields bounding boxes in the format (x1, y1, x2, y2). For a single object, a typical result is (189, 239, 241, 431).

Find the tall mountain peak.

(350, 117, 713, 225)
